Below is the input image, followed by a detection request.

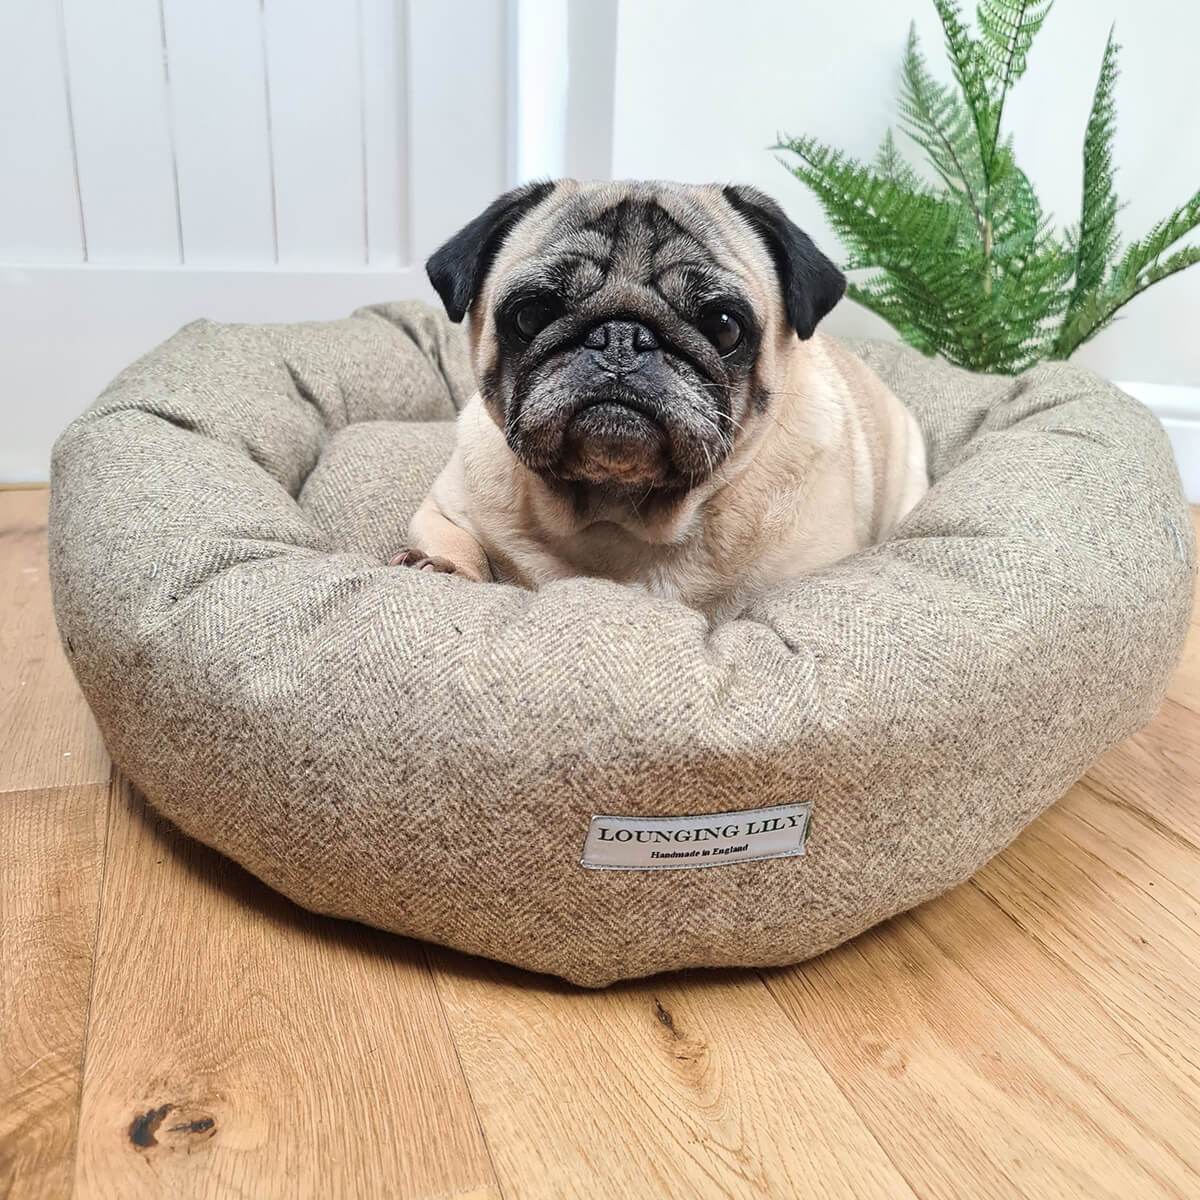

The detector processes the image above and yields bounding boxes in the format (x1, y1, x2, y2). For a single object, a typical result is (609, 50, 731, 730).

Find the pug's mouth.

(557, 399, 671, 489)
(506, 370, 732, 494)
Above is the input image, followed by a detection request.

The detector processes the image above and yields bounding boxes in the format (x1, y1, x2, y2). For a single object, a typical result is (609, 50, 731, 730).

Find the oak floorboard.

(0, 783, 109, 1199)
(764, 907, 1198, 1200)
(72, 780, 501, 1200)
(971, 799, 1200, 1092)
(430, 951, 917, 1200)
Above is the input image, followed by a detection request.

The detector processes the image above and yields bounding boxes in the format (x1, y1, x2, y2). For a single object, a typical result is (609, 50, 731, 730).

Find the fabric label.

(580, 802, 812, 872)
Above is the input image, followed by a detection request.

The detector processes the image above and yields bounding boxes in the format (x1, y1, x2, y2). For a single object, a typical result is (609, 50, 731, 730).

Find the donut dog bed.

(49, 301, 1194, 986)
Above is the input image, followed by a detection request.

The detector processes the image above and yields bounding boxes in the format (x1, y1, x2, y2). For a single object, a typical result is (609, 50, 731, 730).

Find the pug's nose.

(583, 319, 659, 372)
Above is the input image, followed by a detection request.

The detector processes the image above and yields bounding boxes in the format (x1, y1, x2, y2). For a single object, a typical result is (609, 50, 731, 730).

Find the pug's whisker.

(690, 408, 737, 449)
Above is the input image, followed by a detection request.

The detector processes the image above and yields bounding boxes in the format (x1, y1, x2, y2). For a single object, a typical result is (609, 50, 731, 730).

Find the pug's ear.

(425, 181, 556, 322)
(723, 185, 845, 339)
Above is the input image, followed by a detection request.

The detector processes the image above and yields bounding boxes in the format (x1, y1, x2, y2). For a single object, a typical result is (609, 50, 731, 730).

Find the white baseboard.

(1116, 381, 1200, 504)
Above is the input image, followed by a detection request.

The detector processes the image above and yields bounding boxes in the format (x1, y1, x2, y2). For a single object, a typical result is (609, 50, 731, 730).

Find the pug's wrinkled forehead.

(427, 179, 846, 360)
(484, 181, 778, 333)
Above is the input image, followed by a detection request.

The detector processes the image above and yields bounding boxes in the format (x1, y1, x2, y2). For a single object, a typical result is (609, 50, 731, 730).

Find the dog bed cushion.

(49, 301, 1194, 986)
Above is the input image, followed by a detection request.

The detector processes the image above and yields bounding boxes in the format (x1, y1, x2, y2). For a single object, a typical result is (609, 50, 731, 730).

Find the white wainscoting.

(0, 0, 525, 480)
(3, 0, 508, 271)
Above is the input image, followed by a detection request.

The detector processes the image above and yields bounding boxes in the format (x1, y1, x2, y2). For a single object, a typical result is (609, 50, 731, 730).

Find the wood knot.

(654, 997, 681, 1039)
(128, 1105, 172, 1149)
(129, 1103, 217, 1151)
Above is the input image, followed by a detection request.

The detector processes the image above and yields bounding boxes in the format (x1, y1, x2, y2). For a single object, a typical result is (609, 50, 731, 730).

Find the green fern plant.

(775, 0, 1200, 374)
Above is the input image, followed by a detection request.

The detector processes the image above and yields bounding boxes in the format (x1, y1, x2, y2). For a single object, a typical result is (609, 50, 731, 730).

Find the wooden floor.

(2, 487, 1198, 1200)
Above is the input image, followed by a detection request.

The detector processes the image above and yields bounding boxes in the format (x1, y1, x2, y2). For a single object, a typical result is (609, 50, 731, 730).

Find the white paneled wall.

(4, 0, 453, 272)
(0, 0, 531, 480)
(0, 0, 85, 263)
(62, 0, 182, 263)
(263, 1, 370, 265)
(163, 0, 279, 265)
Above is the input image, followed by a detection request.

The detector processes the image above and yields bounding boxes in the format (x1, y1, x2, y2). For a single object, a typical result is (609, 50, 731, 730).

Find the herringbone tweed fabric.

(49, 301, 1194, 986)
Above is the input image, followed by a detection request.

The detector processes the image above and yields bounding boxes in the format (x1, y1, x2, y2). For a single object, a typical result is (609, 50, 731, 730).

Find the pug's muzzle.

(504, 315, 729, 492)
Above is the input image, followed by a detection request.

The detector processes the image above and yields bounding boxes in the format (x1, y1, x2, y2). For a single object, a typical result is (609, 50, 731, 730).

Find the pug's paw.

(389, 548, 461, 575)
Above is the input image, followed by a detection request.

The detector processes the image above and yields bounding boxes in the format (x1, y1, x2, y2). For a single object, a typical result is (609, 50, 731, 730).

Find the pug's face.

(427, 180, 844, 497)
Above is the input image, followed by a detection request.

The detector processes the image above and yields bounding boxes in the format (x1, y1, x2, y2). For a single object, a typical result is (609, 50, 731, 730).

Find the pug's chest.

(485, 520, 765, 618)
(484, 478, 871, 618)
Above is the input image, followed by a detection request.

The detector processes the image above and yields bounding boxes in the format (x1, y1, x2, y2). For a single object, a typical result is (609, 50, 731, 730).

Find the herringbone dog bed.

(49, 301, 1193, 986)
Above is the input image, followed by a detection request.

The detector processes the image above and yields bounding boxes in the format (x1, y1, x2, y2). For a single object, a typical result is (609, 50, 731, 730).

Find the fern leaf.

(976, 1, 1053, 92)
(1053, 245, 1200, 358)
(986, 137, 1038, 257)
(776, 135, 969, 267)
(847, 279, 937, 354)
(1056, 243, 1200, 359)
(1055, 185, 1200, 356)
(874, 127, 926, 193)
(1066, 28, 1121, 320)
(1138, 243, 1200, 288)
(930, 0, 995, 169)
(975, 1, 1053, 175)
(899, 24, 985, 226)
(1115, 186, 1200, 281)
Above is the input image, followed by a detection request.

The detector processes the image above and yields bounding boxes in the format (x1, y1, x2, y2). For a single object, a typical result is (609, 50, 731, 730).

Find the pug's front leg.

(390, 493, 493, 583)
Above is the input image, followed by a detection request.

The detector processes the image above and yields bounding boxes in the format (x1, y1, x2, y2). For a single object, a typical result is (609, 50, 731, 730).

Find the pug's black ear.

(723, 185, 845, 339)
(425, 181, 556, 322)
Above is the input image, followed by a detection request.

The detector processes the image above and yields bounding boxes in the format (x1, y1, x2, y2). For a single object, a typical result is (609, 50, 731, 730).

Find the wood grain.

(971, 789, 1200, 1092)
(72, 779, 500, 1200)
(431, 953, 916, 1200)
(764, 908, 1197, 1200)
(0, 783, 109, 1200)
(0, 488, 109, 793)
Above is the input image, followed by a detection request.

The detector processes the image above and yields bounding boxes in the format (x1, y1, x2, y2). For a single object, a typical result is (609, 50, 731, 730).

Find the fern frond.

(899, 24, 985, 226)
(976, 1, 1053, 91)
(1053, 245, 1200, 358)
(1065, 28, 1121, 321)
(846, 279, 938, 355)
(874, 127, 926, 193)
(931, 0, 995, 168)
(1115, 187, 1200, 281)
(986, 137, 1036, 255)
(1137, 243, 1200, 288)
(1054, 187, 1200, 357)
(975, 0, 1053, 171)
(777, 135, 969, 266)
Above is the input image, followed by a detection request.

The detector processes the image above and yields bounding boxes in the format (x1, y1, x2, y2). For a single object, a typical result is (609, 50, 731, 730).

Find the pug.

(393, 179, 928, 620)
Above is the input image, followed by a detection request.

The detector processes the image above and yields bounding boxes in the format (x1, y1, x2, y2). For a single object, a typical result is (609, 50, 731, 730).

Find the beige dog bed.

(49, 301, 1194, 986)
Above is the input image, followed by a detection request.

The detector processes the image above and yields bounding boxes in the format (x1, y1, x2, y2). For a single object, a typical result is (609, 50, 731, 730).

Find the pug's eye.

(697, 310, 743, 355)
(512, 297, 558, 341)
